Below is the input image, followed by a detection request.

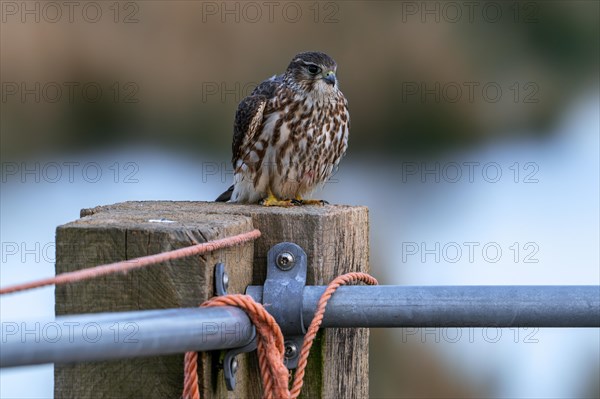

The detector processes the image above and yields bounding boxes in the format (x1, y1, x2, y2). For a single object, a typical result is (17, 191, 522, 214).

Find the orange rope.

(0, 229, 261, 295)
(183, 295, 289, 399)
(183, 272, 378, 399)
(1, 225, 374, 398)
(290, 272, 378, 398)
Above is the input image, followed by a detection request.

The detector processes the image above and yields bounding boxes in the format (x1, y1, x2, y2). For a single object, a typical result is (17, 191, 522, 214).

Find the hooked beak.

(323, 71, 336, 86)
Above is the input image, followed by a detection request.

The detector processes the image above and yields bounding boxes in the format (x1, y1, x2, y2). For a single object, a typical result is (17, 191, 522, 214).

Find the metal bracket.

(214, 263, 257, 391)
(222, 333, 257, 391)
(219, 241, 309, 386)
(261, 242, 308, 369)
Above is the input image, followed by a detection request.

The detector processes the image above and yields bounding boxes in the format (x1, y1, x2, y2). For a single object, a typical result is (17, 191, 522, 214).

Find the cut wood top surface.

(80, 201, 367, 218)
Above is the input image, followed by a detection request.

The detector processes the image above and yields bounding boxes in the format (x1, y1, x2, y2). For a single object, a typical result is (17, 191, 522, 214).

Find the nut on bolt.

(276, 251, 295, 270)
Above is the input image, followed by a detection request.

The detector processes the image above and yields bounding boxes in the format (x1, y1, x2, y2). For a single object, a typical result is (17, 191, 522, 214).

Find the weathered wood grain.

(55, 208, 257, 398)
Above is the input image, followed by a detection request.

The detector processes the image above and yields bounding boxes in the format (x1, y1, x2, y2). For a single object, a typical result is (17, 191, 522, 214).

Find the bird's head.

(285, 52, 339, 97)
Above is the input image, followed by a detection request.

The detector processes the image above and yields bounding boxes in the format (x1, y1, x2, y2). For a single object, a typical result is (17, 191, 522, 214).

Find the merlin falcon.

(216, 51, 350, 206)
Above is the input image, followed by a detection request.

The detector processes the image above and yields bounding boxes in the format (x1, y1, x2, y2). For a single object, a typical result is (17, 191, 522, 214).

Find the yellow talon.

(260, 189, 296, 207)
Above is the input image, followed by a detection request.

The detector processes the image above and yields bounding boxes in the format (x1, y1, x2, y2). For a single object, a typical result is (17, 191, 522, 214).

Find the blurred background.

(1, 1, 598, 398)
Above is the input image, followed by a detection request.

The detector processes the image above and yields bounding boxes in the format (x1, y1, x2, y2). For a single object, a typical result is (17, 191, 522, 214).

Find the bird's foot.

(292, 197, 329, 206)
(259, 194, 296, 207)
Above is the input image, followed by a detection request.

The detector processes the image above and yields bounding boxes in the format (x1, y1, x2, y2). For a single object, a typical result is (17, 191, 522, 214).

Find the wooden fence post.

(56, 201, 370, 398)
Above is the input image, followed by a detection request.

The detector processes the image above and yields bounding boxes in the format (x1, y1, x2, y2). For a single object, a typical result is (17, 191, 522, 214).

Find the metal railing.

(1, 243, 599, 370)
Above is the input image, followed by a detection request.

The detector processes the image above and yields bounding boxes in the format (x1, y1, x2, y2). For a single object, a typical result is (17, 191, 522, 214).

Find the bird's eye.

(307, 65, 321, 75)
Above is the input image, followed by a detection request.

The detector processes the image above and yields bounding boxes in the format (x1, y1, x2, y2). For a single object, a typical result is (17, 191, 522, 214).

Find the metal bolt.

(276, 252, 295, 271)
(222, 272, 229, 291)
(231, 358, 238, 374)
(284, 342, 298, 359)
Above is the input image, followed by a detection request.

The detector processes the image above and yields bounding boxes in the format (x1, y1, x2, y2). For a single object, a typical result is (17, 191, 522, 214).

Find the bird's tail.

(215, 185, 234, 202)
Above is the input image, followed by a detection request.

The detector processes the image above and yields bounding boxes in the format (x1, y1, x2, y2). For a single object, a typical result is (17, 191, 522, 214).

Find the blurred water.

(330, 94, 600, 398)
(1, 95, 598, 398)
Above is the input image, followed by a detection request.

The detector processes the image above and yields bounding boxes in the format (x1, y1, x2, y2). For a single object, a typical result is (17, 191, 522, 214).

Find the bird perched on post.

(215, 51, 350, 206)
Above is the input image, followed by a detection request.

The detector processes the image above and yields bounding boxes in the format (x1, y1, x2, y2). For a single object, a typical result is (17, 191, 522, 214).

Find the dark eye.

(307, 65, 321, 75)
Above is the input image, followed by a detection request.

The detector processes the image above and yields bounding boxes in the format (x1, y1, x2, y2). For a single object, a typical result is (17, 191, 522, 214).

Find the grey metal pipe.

(300, 285, 600, 327)
(1, 307, 254, 368)
(247, 285, 600, 327)
(2, 286, 598, 368)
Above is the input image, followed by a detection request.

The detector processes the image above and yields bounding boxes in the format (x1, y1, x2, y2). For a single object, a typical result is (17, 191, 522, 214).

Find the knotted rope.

(0, 228, 376, 399)
(183, 272, 378, 399)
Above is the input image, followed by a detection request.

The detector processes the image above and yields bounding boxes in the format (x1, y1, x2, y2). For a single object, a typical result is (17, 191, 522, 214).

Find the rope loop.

(183, 272, 378, 399)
